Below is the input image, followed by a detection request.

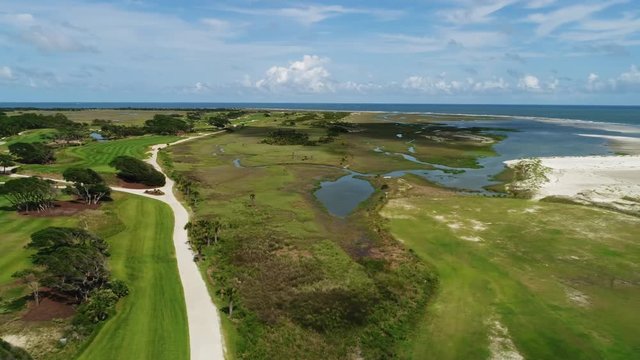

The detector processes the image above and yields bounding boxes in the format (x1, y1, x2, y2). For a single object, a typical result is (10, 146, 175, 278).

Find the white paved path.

(10, 132, 226, 359)
(113, 133, 226, 360)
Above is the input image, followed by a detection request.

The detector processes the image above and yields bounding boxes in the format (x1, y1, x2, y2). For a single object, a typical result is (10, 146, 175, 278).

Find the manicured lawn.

(383, 194, 640, 360)
(76, 194, 188, 360)
(22, 135, 178, 175)
(0, 129, 58, 151)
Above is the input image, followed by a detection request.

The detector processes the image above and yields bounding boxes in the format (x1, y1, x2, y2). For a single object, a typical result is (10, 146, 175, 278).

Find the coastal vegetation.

(2, 108, 637, 360)
(381, 178, 640, 359)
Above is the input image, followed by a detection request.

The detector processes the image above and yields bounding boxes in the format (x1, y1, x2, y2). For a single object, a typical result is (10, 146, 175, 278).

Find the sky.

(0, 0, 639, 104)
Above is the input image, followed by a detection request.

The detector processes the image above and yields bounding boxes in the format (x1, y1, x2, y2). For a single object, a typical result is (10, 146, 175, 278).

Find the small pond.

(314, 172, 374, 218)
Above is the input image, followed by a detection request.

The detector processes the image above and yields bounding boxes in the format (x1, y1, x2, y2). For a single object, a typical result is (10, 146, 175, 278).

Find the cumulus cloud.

(585, 65, 640, 92)
(518, 75, 541, 90)
(615, 64, 640, 90)
(255, 55, 333, 93)
(402, 76, 465, 94)
(402, 74, 511, 95)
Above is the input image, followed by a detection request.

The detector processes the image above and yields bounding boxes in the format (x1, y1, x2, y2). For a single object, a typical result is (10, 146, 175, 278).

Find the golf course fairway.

(76, 194, 188, 360)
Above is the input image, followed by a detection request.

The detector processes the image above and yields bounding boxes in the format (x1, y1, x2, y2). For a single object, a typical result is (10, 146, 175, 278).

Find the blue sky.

(0, 0, 639, 104)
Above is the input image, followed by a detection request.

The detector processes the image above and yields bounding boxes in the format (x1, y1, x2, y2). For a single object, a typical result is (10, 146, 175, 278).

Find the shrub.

(109, 280, 129, 298)
(109, 156, 166, 186)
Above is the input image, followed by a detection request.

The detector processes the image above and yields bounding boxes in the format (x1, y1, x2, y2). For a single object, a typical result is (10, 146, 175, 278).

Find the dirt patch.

(117, 178, 155, 189)
(19, 200, 99, 217)
(22, 296, 76, 322)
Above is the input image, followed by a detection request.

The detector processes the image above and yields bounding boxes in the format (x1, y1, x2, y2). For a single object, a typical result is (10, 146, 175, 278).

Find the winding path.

(9, 132, 226, 359)
(112, 132, 226, 360)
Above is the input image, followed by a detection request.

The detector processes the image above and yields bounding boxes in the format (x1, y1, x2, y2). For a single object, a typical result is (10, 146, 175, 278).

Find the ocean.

(1, 103, 639, 126)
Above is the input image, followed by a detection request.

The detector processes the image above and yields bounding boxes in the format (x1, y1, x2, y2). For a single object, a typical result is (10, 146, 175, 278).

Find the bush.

(8, 142, 55, 164)
(109, 280, 129, 298)
(109, 156, 166, 186)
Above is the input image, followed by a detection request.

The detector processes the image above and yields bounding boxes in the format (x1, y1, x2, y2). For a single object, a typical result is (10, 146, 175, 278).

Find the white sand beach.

(507, 155, 640, 213)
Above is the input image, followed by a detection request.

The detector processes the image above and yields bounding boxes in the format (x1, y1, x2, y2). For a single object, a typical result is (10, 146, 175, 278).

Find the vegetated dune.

(506, 155, 640, 213)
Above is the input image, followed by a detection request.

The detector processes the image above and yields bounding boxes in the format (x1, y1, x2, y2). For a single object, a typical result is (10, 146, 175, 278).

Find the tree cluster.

(144, 114, 192, 135)
(0, 113, 75, 137)
(0, 177, 56, 212)
(172, 171, 201, 207)
(109, 155, 165, 186)
(262, 129, 314, 146)
(185, 218, 223, 257)
(8, 142, 55, 164)
(100, 124, 146, 139)
(63, 167, 111, 204)
(27, 227, 110, 301)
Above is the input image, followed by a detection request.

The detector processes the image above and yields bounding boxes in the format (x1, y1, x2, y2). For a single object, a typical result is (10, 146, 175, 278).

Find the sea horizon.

(2, 102, 640, 125)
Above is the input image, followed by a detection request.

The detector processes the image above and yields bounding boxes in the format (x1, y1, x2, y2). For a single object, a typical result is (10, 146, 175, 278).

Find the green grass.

(0, 129, 58, 152)
(0, 198, 76, 287)
(383, 193, 640, 360)
(76, 194, 188, 360)
(22, 135, 178, 176)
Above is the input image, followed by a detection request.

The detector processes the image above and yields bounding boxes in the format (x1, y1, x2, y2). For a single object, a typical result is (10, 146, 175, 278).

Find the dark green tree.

(184, 218, 223, 256)
(0, 177, 57, 212)
(28, 227, 110, 301)
(62, 167, 111, 204)
(209, 117, 231, 128)
(12, 268, 44, 306)
(144, 115, 191, 135)
(0, 153, 15, 173)
(109, 156, 165, 186)
(8, 142, 55, 164)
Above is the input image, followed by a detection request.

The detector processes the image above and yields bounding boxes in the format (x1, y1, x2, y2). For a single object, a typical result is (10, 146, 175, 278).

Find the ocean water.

(1, 103, 639, 126)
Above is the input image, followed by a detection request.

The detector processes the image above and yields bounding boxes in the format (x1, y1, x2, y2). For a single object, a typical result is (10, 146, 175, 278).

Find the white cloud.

(0, 66, 14, 80)
(402, 75, 511, 95)
(616, 64, 640, 89)
(20, 26, 97, 53)
(526, 0, 556, 9)
(439, 0, 518, 25)
(473, 77, 510, 92)
(526, 1, 624, 36)
(255, 55, 333, 93)
(518, 75, 541, 90)
(224, 5, 403, 26)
